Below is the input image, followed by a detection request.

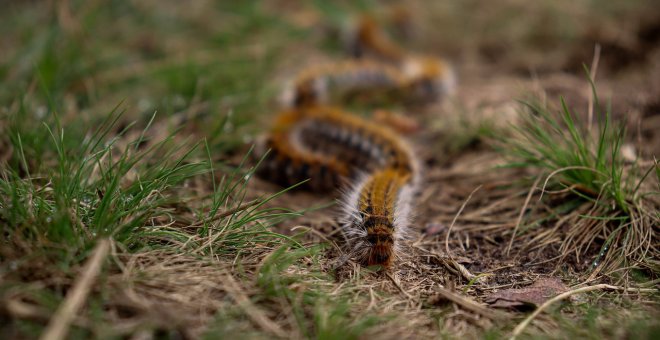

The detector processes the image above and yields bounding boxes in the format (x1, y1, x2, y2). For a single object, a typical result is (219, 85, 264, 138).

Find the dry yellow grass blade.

(40, 239, 110, 340)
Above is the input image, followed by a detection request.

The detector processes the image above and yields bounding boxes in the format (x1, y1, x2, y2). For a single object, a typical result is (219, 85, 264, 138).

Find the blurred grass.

(498, 74, 659, 276)
(0, 0, 306, 159)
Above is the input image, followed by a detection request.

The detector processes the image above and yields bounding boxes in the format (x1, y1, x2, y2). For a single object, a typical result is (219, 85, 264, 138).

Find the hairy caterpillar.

(401, 55, 457, 104)
(261, 12, 455, 269)
(280, 60, 406, 108)
(340, 168, 416, 266)
(281, 56, 455, 108)
(342, 14, 457, 104)
(257, 106, 420, 267)
(345, 14, 406, 63)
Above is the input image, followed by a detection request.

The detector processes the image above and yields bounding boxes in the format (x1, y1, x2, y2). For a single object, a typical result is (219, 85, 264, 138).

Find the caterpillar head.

(365, 222, 395, 267)
(402, 55, 456, 104)
(343, 15, 405, 62)
(280, 76, 329, 108)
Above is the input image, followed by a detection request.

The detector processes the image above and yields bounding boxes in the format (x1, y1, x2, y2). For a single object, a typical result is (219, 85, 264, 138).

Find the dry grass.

(1, 1, 659, 339)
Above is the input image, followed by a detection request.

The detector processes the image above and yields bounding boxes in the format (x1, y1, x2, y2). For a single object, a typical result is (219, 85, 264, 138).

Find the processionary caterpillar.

(344, 13, 457, 104)
(260, 13, 453, 269)
(281, 57, 455, 108)
(345, 14, 407, 63)
(257, 106, 419, 267)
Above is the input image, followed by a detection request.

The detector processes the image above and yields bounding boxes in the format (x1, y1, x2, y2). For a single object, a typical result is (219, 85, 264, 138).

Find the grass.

(507, 76, 629, 211)
(1, 96, 389, 337)
(1, 1, 659, 339)
(3, 107, 202, 254)
(501, 71, 659, 279)
(0, 2, 397, 338)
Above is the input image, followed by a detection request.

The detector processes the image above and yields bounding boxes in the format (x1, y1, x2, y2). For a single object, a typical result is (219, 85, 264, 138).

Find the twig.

(40, 239, 110, 340)
(442, 186, 482, 282)
(429, 286, 508, 320)
(506, 175, 542, 255)
(445, 186, 482, 258)
(510, 284, 658, 339)
(386, 272, 414, 300)
(413, 245, 479, 281)
(5, 298, 90, 329)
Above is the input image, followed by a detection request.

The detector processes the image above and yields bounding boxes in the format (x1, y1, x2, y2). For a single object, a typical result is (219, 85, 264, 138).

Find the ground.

(0, 1, 659, 339)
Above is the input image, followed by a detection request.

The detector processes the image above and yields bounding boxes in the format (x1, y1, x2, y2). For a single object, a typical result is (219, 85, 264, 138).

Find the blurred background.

(2, 0, 659, 161)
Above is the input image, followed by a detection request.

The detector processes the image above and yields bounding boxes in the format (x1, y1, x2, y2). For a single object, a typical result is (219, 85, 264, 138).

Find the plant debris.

(485, 277, 570, 310)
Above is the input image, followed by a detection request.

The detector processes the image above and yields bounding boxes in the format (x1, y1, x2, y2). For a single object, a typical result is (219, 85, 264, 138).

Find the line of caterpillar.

(259, 12, 453, 268)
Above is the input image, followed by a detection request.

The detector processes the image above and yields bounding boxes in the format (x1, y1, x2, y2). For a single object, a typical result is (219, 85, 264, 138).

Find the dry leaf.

(486, 277, 569, 309)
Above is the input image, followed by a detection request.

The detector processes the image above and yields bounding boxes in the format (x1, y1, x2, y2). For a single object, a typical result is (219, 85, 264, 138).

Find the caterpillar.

(257, 106, 420, 267)
(343, 13, 457, 104)
(340, 168, 416, 267)
(280, 60, 406, 108)
(345, 14, 407, 63)
(281, 56, 455, 108)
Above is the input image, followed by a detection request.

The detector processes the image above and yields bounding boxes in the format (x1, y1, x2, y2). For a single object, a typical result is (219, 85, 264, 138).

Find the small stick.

(40, 239, 110, 340)
(510, 284, 658, 339)
(506, 175, 542, 255)
(443, 186, 482, 282)
(386, 272, 414, 300)
(430, 286, 508, 321)
(445, 185, 482, 258)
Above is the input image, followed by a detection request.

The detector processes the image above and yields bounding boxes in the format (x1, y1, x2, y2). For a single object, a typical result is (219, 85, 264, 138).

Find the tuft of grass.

(501, 72, 659, 277)
(1, 106, 205, 260)
(0, 103, 317, 337)
(505, 88, 628, 212)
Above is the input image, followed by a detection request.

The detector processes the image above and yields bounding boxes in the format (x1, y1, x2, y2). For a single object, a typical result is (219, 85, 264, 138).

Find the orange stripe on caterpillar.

(340, 168, 417, 267)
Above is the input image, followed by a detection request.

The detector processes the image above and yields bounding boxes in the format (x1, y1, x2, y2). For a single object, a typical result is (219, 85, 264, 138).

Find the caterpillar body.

(281, 60, 406, 108)
(258, 106, 418, 188)
(343, 14, 457, 105)
(346, 15, 406, 63)
(341, 168, 416, 267)
(281, 56, 455, 108)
